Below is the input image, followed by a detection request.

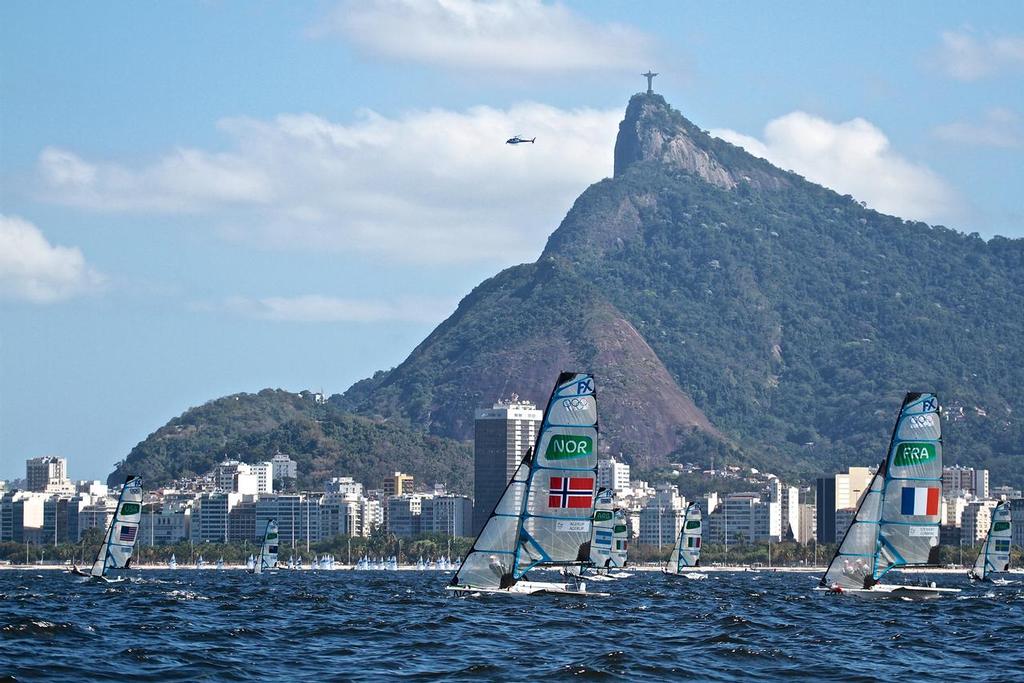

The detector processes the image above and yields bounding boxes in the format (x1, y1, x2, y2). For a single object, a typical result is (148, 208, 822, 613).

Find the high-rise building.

(26, 456, 68, 492)
(597, 457, 631, 492)
(383, 472, 414, 498)
(780, 486, 801, 541)
(387, 494, 426, 537)
(707, 492, 773, 544)
(942, 466, 989, 499)
(962, 500, 999, 544)
(270, 453, 298, 482)
(472, 399, 542, 535)
(638, 485, 685, 547)
(816, 467, 873, 543)
(422, 495, 473, 537)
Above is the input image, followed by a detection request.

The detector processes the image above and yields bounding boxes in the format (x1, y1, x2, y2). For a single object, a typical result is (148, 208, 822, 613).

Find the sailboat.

(216, 557, 225, 570)
(169, 553, 178, 569)
(70, 475, 143, 583)
(448, 372, 606, 596)
(245, 554, 255, 570)
(581, 489, 631, 581)
(252, 519, 279, 574)
(968, 501, 1013, 585)
(664, 502, 706, 580)
(818, 393, 960, 598)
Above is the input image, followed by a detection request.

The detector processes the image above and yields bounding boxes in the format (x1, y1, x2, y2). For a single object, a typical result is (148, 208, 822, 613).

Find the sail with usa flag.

(71, 475, 143, 583)
(818, 393, 960, 598)
(449, 372, 605, 596)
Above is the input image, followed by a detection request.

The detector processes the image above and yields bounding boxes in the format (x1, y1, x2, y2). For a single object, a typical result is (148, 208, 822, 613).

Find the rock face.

(613, 93, 789, 192)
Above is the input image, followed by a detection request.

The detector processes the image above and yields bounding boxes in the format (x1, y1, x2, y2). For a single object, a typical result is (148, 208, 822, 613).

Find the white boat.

(663, 502, 707, 580)
(216, 557, 225, 570)
(817, 393, 960, 599)
(252, 519, 279, 574)
(447, 372, 607, 597)
(195, 554, 206, 569)
(169, 553, 178, 570)
(70, 476, 143, 583)
(969, 501, 1013, 585)
(245, 554, 255, 571)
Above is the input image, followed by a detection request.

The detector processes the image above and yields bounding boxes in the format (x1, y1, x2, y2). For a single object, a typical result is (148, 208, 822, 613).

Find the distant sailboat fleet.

(63, 380, 1014, 601)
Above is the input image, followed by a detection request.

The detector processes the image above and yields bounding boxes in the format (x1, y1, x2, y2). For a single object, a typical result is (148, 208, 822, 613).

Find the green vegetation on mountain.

(108, 389, 471, 492)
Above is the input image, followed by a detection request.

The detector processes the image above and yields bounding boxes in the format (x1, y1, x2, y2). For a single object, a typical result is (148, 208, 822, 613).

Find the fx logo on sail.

(573, 378, 594, 396)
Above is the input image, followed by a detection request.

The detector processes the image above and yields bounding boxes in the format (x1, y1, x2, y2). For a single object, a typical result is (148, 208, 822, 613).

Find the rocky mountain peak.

(613, 92, 789, 192)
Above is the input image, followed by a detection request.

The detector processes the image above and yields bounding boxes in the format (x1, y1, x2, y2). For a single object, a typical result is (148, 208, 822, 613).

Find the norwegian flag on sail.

(548, 477, 594, 509)
(119, 525, 137, 543)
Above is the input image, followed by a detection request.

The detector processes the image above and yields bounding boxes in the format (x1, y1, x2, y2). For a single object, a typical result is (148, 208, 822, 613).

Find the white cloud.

(37, 103, 620, 264)
(0, 215, 104, 303)
(201, 294, 454, 324)
(312, 0, 651, 73)
(933, 107, 1021, 149)
(938, 30, 1024, 81)
(712, 112, 956, 223)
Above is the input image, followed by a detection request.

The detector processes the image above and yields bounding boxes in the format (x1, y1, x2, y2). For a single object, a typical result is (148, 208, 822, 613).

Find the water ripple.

(0, 570, 1020, 680)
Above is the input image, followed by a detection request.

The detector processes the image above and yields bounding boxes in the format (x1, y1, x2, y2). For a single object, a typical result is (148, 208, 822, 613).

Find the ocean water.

(1, 569, 1021, 681)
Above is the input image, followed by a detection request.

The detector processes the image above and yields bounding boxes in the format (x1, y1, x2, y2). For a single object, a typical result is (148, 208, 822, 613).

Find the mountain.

(115, 92, 1024, 489)
(339, 92, 1024, 484)
(107, 389, 472, 492)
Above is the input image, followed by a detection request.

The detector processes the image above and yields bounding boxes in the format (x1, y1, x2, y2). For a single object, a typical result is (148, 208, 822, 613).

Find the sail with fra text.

(820, 393, 943, 590)
(971, 501, 1012, 581)
(90, 476, 143, 578)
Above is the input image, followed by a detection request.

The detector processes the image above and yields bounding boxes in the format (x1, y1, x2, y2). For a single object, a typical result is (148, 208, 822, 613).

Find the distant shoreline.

(3, 563, 1012, 575)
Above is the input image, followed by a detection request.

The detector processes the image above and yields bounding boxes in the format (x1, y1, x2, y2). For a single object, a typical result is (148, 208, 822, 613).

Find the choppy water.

(1, 569, 1021, 681)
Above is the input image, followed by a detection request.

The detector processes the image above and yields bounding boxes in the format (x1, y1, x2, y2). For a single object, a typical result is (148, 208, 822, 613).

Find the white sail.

(589, 489, 616, 569)
(89, 476, 143, 578)
(678, 503, 702, 571)
(513, 372, 598, 578)
(450, 455, 530, 589)
(821, 393, 942, 590)
(610, 508, 629, 568)
(253, 519, 279, 574)
(971, 502, 1012, 581)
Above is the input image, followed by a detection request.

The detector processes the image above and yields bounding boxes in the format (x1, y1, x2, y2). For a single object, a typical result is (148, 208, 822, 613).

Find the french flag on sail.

(900, 486, 940, 516)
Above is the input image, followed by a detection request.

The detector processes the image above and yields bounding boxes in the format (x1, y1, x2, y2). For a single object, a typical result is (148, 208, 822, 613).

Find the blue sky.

(1, 1, 1022, 480)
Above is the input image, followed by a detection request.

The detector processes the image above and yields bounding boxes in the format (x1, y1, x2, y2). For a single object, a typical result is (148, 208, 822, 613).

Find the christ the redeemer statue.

(642, 70, 658, 94)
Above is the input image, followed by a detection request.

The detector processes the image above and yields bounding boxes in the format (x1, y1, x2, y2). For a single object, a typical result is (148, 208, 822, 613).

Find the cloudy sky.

(1, 1, 1022, 480)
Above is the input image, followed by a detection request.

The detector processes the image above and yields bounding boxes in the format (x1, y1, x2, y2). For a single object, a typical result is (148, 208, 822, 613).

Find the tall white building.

(270, 453, 298, 482)
(598, 457, 631, 492)
(962, 500, 999, 544)
(638, 485, 685, 547)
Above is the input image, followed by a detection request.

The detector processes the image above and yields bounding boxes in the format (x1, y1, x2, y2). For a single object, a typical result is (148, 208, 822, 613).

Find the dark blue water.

(1, 569, 1021, 681)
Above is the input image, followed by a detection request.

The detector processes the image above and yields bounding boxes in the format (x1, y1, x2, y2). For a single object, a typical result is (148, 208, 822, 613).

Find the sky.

(1, 1, 1022, 480)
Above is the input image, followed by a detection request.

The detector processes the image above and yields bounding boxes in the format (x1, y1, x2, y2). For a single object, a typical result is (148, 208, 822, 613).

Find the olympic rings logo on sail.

(561, 397, 591, 412)
(907, 414, 935, 430)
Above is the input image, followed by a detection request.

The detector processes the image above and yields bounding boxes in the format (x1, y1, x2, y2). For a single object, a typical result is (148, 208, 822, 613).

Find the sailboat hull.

(662, 569, 708, 580)
(446, 580, 608, 597)
(815, 584, 960, 600)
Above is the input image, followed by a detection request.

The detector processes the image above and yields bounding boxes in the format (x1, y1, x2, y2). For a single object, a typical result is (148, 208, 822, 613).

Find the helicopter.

(505, 135, 536, 145)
